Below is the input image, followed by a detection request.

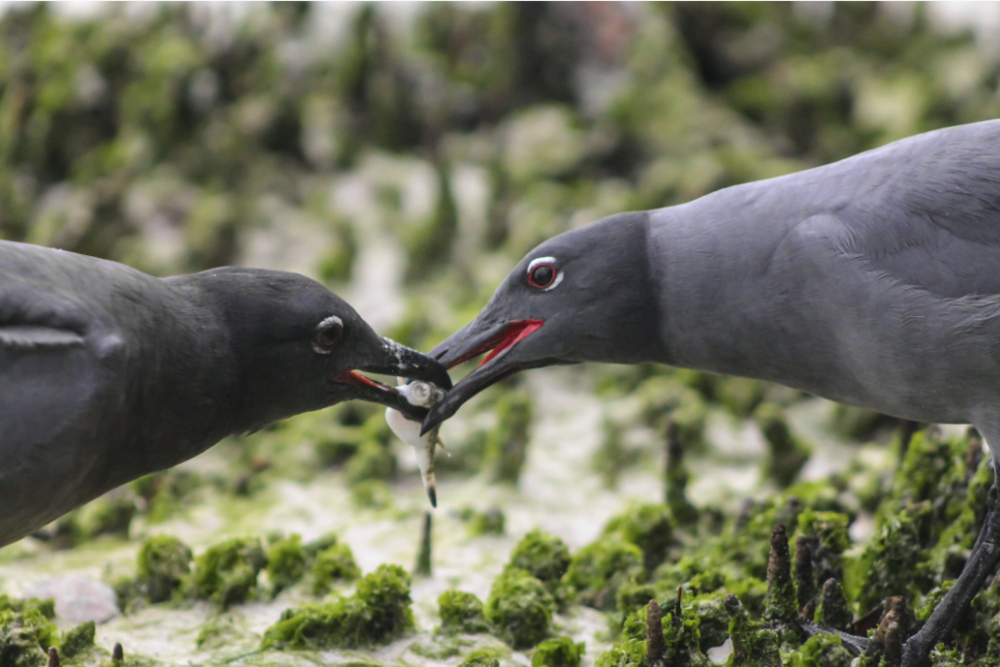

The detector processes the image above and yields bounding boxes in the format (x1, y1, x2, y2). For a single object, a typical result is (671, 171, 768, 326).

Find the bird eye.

(528, 263, 557, 289)
(313, 316, 344, 354)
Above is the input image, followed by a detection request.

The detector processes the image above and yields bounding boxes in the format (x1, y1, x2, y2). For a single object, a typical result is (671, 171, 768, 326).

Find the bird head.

(421, 212, 662, 434)
(188, 268, 451, 430)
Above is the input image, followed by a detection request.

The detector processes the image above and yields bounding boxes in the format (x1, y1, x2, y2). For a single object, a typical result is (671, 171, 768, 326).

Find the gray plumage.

(0, 241, 450, 548)
(425, 120, 1000, 446)
(421, 119, 1000, 664)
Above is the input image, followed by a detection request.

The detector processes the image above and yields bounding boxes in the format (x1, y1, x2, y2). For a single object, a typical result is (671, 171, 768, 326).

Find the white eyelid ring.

(527, 256, 564, 291)
(313, 315, 344, 355)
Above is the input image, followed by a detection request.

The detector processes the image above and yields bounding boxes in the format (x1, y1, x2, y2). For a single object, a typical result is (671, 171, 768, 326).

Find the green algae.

(753, 403, 811, 488)
(466, 508, 506, 537)
(459, 648, 505, 667)
(723, 595, 780, 667)
(136, 535, 193, 604)
(265, 534, 307, 596)
(486, 390, 533, 484)
(813, 579, 852, 633)
(506, 530, 571, 599)
(261, 564, 414, 650)
(0, 608, 59, 667)
(603, 504, 675, 573)
(437, 590, 490, 635)
(531, 637, 585, 667)
(563, 538, 645, 611)
(786, 634, 851, 667)
(60, 621, 95, 659)
(310, 542, 361, 595)
(484, 569, 555, 649)
(187, 537, 267, 610)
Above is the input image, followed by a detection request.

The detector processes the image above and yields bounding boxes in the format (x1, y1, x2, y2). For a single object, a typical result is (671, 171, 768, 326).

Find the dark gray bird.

(422, 119, 1000, 664)
(0, 241, 450, 548)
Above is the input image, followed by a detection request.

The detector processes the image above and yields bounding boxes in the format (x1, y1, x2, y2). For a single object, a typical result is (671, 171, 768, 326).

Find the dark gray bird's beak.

(420, 319, 545, 434)
(332, 338, 452, 421)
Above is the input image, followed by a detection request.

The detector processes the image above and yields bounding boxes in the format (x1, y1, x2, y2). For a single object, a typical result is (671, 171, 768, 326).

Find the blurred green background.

(4, 1, 999, 339)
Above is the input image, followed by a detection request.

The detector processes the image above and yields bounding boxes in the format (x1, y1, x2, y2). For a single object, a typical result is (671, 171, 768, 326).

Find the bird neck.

(648, 187, 810, 382)
(118, 279, 245, 476)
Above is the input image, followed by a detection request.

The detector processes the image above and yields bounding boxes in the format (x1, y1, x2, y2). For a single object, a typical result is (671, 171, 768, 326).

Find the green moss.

(266, 534, 307, 596)
(350, 480, 395, 509)
(754, 403, 811, 488)
(486, 390, 532, 484)
(467, 508, 506, 536)
(850, 505, 934, 612)
(507, 530, 572, 597)
(532, 637, 585, 667)
(460, 648, 504, 667)
(592, 420, 641, 489)
(60, 621, 95, 659)
(0, 608, 59, 667)
(195, 616, 242, 650)
(717, 378, 767, 418)
(485, 569, 555, 649)
(437, 590, 490, 635)
(724, 595, 780, 667)
(136, 535, 193, 603)
(86, 494, 137, 539)
(261, 564, 414, 650)
(311, 542, 361, 595)
(786, 634, 851, 667)
(563, 538, 645, 610)
(603, 504, 675, 572)
(345, 440, 397, 485)
(188, 537, 267, 609)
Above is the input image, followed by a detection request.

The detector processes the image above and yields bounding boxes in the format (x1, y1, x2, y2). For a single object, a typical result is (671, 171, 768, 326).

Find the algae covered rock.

(0, 607, 59, 667)
(261, 564, 414, 650)
(754, 403, 811, 488)
(532, 636, 585, 667)
(724, 594, 780, 667)
(60, 621, 96, 658)
(437, 590, 490, 635)
(506, 530, 572, 597)
(603, 504, 675, 572)
(136, 535, 193, 603)
(188, 537, 267, 609)
(460, 649, 504, 667)
(310, 542, 361, 596)
(787, 633, 851, 667)
(563, 538, 645, 610)
(266, 534, 307, 596)
(485, 568, 556, 649)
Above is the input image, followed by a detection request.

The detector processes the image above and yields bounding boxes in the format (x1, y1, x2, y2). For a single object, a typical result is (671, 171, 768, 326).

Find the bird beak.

(419, 319, 544, 434)
(332, 338, 452, 421)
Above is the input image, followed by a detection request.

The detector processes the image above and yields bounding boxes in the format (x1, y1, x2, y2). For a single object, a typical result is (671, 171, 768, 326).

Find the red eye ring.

(528, 263, 557, 289)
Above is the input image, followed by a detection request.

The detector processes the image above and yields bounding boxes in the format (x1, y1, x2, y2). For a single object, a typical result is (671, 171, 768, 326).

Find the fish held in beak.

(385, 380, 447, 507)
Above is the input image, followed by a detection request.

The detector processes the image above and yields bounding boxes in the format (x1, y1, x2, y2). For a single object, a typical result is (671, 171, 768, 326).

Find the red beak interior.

(331, 371, 396, 392)
(446, 319, 544, 370)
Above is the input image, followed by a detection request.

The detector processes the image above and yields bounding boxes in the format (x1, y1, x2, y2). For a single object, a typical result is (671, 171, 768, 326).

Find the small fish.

(386, 381, 446, 508)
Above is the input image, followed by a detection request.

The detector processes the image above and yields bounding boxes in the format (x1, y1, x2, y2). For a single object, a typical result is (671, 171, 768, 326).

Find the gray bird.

(421, 119, 1000, 664)
(0, 241, 450, 548)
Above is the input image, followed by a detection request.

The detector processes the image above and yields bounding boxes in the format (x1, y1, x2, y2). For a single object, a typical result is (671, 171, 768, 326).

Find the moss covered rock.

(137, 535, 192, 603)
(437, 590, 490, 635)
(188, 537, 267, 609)
(310, 542, 361, 596)
(563, 538, 644, 610)
(532, 637, 585, 667)
(261, 564, 414, 650)
(507, 530, 572, 597)
(485, 569, 555, 649)
(266, 534, 307, 596)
